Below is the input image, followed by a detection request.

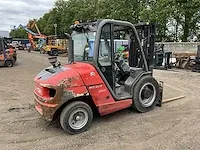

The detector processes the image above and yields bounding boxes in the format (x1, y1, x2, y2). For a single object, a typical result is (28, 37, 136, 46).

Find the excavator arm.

(15, 22, 46, 51)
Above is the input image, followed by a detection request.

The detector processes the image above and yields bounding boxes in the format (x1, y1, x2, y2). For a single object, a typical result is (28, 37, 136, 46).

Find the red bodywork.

(34, 62, 132, 121)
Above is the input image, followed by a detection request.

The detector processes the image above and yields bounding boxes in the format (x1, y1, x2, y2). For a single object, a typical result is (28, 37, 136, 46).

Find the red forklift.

(0, 37, 15, 67)
(34, 19, 163, 134)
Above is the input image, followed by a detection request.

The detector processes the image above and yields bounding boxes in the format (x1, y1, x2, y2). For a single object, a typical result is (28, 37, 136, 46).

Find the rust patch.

(41, 106, 57, 121)
(64, 76, 80, 88)
(36, 77, 89, 121)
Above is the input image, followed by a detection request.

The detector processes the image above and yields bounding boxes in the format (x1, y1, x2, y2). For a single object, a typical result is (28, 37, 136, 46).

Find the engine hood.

(34, 62, 99, 88)
(34, 64, 84, 87)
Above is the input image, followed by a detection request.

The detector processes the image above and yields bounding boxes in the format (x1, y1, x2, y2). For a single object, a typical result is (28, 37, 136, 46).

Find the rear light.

(49, 88, 56, 97)
(35, 85, 56, 98)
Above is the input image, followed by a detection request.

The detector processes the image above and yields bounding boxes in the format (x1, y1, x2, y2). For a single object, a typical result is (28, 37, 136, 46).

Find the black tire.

(5, 60, 13, 67)
(51, 49, 59, 56)
(47, 51, 52, 56)
(60, 101, 93, 134)
(132, 76, 159, 113)
(42, 50, 46, 54)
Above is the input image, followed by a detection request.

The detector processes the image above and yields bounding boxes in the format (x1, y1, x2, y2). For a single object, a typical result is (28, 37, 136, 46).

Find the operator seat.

(115, 58, 130, 83)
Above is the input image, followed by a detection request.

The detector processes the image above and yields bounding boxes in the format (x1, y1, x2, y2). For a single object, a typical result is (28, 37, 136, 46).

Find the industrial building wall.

(158, 42, 200, 52)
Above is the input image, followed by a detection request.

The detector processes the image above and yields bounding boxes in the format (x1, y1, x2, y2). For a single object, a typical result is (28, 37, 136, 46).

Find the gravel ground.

(0, 51, 200, 150)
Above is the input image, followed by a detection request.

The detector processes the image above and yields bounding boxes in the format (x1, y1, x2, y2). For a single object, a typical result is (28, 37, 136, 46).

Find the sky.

(0, 0, 55, 31)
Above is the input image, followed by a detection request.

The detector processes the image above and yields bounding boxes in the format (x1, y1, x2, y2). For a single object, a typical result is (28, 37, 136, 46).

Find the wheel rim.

(68, 108, 88, 130)
(139, 83, 156, 107)
(6, 62, 12, 67)
(52, 51, 58, 56)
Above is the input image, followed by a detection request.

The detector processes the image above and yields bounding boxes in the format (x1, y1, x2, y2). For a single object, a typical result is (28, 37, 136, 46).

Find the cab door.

(96, 24, 114, 89)
(94, 21, 134, 98)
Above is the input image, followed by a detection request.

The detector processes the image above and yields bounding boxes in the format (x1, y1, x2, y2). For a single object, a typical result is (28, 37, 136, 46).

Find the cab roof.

(70, 19, 154, 34)
(70, 20, 102, 33)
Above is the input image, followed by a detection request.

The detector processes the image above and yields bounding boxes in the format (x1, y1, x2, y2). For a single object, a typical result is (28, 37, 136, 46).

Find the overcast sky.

(0, 0, 55, 31)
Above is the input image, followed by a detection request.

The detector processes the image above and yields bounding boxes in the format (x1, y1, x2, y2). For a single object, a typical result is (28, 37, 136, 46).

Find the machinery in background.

(9, 39, 25, 50)
(192, 45, 200, 72)
(153, 45, 200, 71)
(27, 20, 47, 51)
(15, 20, 46, 51)
(43, 35, 67, 56)
(3, 37, 17, 61)
(154, 43, 173, 70)
(173, 51, 196, 69)
(0, 37, 15, 67)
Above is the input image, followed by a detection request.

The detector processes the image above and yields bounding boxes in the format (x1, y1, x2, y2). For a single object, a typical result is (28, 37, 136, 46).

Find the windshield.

(72, 32, 95, 61)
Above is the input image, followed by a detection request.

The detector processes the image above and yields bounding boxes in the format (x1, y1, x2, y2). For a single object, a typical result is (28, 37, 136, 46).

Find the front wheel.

(5, 60, 13, 67)
(60, 101, 93, 134)
(132, 76, 160, 113)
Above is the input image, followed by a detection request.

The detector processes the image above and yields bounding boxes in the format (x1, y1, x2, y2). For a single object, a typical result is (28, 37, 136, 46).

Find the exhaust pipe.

(64, 33, 74, 64)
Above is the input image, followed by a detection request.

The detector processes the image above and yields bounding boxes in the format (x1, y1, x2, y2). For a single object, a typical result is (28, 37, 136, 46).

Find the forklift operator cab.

(72, 20, 160, 101)
(0, 38, 15, 67)
(34, 19, 163, 134)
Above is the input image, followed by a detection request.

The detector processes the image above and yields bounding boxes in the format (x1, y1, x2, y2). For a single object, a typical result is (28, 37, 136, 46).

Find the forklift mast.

(129, 23, 156, 70)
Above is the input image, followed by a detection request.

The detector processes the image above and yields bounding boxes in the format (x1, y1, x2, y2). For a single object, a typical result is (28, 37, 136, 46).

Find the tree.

(10, 0, 200, 41)
(175, 0, 200, 41)
(9, 28, 27, 38)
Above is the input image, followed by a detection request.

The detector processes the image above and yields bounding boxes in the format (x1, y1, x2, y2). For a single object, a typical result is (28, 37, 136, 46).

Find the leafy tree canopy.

(10, 0, 200, 42)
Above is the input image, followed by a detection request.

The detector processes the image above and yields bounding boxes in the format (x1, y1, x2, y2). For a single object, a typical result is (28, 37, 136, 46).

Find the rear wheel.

(5, 60, 13, 67)
(51, 49, 59, 56)
(60, 101, 93, 134)
(132, 76, 159, 113)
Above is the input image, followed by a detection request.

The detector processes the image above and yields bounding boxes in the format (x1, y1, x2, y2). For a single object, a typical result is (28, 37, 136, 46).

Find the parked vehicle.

(34, 19, 163, 134)
(0, 38, 15, 67)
